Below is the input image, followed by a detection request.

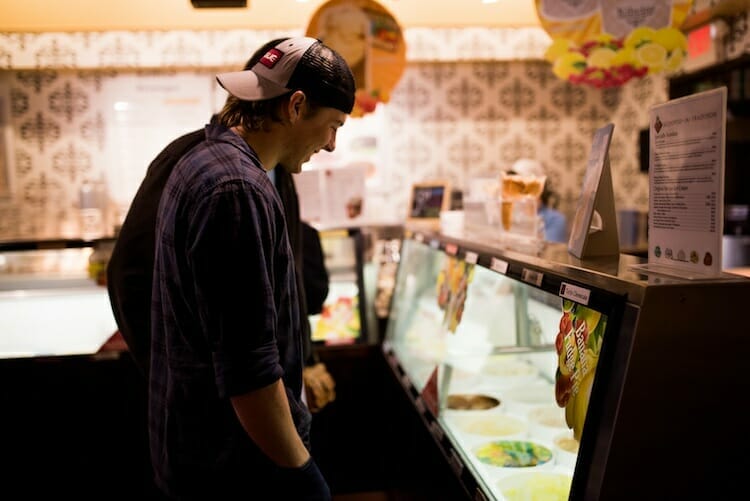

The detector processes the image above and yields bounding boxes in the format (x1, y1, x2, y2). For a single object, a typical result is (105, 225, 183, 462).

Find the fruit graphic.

(545, 26, 688, 88)
(555, 303, 607, 438)
(572, 370, 595, 441)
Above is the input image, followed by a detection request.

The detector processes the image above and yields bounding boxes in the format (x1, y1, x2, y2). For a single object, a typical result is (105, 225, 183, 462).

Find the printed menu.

(642, 87, 727, 277)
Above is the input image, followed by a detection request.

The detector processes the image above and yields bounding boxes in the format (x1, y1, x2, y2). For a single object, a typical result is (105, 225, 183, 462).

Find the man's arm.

(230, 379, 310, 468)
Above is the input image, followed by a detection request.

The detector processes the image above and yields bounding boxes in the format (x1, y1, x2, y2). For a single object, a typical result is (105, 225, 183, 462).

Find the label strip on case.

(559, 281, 591, 305)
(490, 257, 509, 274)
(448, 448, 464, 477)
(522, 268, 543, 287)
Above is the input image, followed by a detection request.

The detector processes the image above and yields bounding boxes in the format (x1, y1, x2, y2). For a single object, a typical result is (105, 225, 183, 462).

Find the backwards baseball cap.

(216, 37, 355, 114)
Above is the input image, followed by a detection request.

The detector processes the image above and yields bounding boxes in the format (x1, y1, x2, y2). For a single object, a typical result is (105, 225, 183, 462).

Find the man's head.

(216, 37, 355, 125)
(215, 37, 355, 173)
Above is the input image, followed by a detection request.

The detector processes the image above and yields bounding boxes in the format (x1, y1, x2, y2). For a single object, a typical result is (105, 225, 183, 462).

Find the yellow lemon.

(636, 42, 667, 72)
(552, 52, 586, 80)
(577, 308, 602, 334)
(653, 27, 688, 52)
(573, 370, 595, 441)
(593, 32, 617, 44)
(545, 38, 577, 63)
(624, 26, 656, 48)
(610, 47, 640, 68)
(587, 47, 617, 69)
(665, 49, 685, 72)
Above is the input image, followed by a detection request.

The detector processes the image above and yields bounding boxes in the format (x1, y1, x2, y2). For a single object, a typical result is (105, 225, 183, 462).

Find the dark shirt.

(107, 129, 205, 375)
(150, 123, 310, 498)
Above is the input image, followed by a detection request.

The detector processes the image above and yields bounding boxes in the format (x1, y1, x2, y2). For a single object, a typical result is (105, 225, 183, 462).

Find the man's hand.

(303, 363, 336, 413)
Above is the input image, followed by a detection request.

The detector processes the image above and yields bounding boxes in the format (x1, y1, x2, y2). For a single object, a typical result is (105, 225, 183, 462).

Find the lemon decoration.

(587, 47, 617, 69)
(637, 43, 667, 72)
(653, 27, 688, 53)
(610, 47, 640, 68)
(625, 26, 656, 49)
(593, 33, 616, 44)
(665, 49, 685, 73)
(552, 52, 586, 80)
(545, 38, 577, 63)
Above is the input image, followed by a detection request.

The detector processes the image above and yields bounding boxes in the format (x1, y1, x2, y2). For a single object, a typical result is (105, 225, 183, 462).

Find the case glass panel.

(386, 238, 611, 500)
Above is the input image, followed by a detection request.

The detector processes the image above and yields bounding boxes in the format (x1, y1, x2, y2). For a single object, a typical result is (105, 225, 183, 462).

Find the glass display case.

(383, 230, 750, 500)
(310, 228, 368, 345)
(0, 238, 116, 359)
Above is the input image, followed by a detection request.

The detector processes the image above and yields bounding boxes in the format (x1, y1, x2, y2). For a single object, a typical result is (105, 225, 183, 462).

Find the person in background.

(509, 158, 568, 243)
(111, 36, 355, 499)
(268, 163, 336, 412)
(107, 38, 337, 414)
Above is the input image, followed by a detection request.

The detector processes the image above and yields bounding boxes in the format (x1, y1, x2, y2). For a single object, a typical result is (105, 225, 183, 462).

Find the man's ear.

(287, 90, 307, 124)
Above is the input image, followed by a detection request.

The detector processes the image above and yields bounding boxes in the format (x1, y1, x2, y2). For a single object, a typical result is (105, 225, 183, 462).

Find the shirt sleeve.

(186, 180, 285, 398)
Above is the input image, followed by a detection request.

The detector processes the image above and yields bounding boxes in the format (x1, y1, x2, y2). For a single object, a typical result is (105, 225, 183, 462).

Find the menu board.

(637, 87, 727, 278)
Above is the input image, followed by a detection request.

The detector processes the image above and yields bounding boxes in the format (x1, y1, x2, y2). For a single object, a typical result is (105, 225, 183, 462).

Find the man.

(509, 158, 568, 243)
(141, 37, 353, 499)
(107, 38, 336, 413)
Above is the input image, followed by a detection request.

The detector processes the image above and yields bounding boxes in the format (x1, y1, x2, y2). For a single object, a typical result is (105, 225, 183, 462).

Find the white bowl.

(471, 439, 555, 473)
(479, 355, 539, 390)
(495, 470, 573, 501)
(552, 431, 579, 470)
(502, 382, 556, 414)
(527, 404, 569, 442)
(446, 413, 528, 446)
(443, 392, 503, 413)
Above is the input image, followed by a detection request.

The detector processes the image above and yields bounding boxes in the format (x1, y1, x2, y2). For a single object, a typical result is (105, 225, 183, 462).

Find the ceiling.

(0, 0, 541, 32)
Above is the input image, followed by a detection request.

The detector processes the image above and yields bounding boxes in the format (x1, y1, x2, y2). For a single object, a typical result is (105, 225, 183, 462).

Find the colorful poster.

(555, 299, 607, 441)
(306, 0, 406, 117)
(537, 0, 692, 88)
(436, 256, 475, 333)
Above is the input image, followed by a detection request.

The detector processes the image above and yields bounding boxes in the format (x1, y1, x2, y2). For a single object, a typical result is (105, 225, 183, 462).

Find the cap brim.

(216, 70, 290, 101)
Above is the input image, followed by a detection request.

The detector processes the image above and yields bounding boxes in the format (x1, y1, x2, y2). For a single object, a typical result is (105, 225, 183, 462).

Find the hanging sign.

(536, 0, 693, 88)
(306, 0, 406, 117)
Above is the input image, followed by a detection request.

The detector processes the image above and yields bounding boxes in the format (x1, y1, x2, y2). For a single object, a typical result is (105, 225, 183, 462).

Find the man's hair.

(217, 37, 353, 132)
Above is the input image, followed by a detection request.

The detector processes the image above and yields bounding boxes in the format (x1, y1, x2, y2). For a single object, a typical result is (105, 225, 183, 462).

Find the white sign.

(646, 87, 726, 277)
(294, 164, 367, 226)
(102, 74, 215, 210)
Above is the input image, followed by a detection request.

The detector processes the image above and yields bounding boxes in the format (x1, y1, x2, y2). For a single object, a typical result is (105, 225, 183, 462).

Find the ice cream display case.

(310, 227, 369, 345)
(382, 230, 750, 500)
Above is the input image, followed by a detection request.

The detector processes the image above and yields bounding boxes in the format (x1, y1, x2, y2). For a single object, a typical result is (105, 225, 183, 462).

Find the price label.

(415, 397, 426, 414)
(448, 448, 464, 477)
(522, 268, 543, 287)
(491, 257, 509, 274)
(559, 281, 591, 305)
(429, 239, 440, 249)
(464, 251, 478, 264)
(429, 421, 445, 442)
(445, 243, 458, 255)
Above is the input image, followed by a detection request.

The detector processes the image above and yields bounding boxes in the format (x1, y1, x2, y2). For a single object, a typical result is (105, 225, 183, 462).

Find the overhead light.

(190, 0, 247, 8)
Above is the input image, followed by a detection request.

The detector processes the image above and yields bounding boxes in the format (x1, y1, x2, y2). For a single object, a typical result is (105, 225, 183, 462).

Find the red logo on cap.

(260, 48, 284, 69)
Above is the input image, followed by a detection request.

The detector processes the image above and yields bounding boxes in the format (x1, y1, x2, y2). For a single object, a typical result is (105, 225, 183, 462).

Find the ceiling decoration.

(536, 0, 692, 88)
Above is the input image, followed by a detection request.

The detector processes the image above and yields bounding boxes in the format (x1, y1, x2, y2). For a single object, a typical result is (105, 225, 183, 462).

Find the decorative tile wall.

(0, 20, 747, 242)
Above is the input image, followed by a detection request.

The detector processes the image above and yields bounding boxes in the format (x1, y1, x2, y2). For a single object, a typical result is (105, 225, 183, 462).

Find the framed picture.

(407, 181, 451, 227)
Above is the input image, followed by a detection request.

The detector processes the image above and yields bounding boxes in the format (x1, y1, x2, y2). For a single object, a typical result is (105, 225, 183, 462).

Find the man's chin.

(278, 163, 303, 174)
